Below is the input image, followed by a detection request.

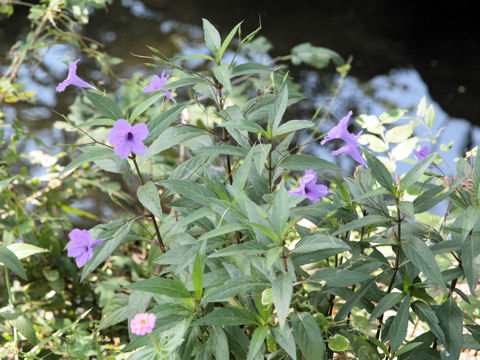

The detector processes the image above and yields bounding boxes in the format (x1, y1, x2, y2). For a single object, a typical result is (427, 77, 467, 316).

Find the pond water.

(1, 0, 479, 219)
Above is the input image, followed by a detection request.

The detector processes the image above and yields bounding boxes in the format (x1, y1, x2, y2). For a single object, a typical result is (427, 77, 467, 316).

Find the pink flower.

(143, 71, 175, 101)
(321, 111, 366, 165)
(107, 119, 149, 159)
(130, 313, 156, 336)
(56, 59, 93, 92)
(288, 169, 328, 202)
(67, 229, 104, 268)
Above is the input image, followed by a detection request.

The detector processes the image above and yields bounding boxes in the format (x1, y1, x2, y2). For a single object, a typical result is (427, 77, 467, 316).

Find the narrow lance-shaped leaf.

(247, 325, 269, 360)
(192, 249, 205, 301)
(292, 312, 325, 360)
(437, 297, 463, 360)
(273, 273, 293, 328)
(461, 234, 480, 295)
(218, 21, 243, 61)
(401, 153, 436, 190)
(0, 246, 27, 280)
(202, 18, 221, 58)
(364, 150, 396, 194)
(402, 236, 446, 289)
(85, 91, 123, 120)
(388, 294, 410, 353)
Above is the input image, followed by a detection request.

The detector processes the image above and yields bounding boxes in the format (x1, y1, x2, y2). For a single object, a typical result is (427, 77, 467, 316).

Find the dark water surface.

(1, 0, 479, 218)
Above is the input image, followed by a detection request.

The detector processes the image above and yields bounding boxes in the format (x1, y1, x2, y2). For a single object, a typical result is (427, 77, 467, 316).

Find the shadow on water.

(1, 0, 479, 221)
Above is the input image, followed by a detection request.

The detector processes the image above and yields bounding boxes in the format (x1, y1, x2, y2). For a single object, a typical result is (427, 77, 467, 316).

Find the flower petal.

(131, 139, 147, 156)
(114, 140, 132, 159)
(131, 123, 149, 140)
(75, 251, 90, 267)
(69, 229, 91, 243)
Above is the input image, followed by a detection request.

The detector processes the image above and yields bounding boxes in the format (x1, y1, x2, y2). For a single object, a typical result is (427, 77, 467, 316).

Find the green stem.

(132, 156, 165, 253)
(4, 266, 18, 360)
(148, 332, 162, 353)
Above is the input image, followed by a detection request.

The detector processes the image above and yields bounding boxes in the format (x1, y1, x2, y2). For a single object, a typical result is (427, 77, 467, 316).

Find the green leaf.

(202, 18, 221, 58)
(198, 144, 248, 157)
(197, 308, 257, 326)
(247, 325, 268, 360)
(170, 54, 215, 62)
(252, 143, 271, 176)
(140, 125, 205, 164)
(425, 105, 436, 127)
(85, 91, 123, 120)
(94, 157, 130, 174)
(364, 150, 396, 194)
(402, 236, 446, 289)
(437, 297, 463, 359)
(248, 222, 281, 243)
(270, 85, 288, 132)
(272, 327, 297, 360)
(127, 277, 192, 298)
(61, 146, 114, 175)
(401, 153, 436, 190)
(292, 312, 325, 360)
(388, 294, 410, 353)
(211, 326, 229, 360)
(334, 280, 374, 321)
(155, 76, 204, 91)
(393, 342, 423, 358)
(291, 43, 344, 69)
(293, 234, 350, 254)
(0, 246, 27, 280)
(80, 222, 131, 282)
(385, 123, 415, 143)
(333, 215, 391, 236)
(369, 292, 403, 320)
(129, 92, 165, 123)
(137, 181, 163, 220)
(213, 63, 232, 93)
(202, 277, 269, 304)
(6, 243, 48, 260)
(328, 334, 350, 351)
(273, 274, 293, 328)
(412, 301, 446, 344)
(233, 146, 255, 190)
(198, 223, 246, 242)
(461, 234, 480, 295)
(208, 242, 267, 258)
(219, 21, 243, 61)
(279, 154, 341, 172)
(379, 109, 408, 124)
(273, 120, 314, 137)
(311, 268, 373, 288)
(144, 103, 188, 144)
(77, 118, 116, 128)
(0, 307, 37, 344)
(416, 96, 427, 117)
(231, 63, 272, 77)
(192, 250, 205, 301)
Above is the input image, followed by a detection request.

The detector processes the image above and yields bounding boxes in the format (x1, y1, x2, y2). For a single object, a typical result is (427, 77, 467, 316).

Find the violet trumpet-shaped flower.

(56, 59, 93, 92)
(67, 229, 104, 268)
(321, 111, 366, 165)
(288, 169, 328, 202)
(130, 313, 156, 336)
(413, 145, 436, 168)
(107, 119, 149, 159)
(143, 71, 175, 101)
(413, 145, 429, 161)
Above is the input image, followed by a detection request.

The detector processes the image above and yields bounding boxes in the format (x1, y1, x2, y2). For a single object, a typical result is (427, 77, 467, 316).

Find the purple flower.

(131, 313, 156, 336)
(413, 145, 437, 168)
(288, 169, 328, 202)
(321, 111, 366, 165)
(107, 119, 149, 159)
(56, 59, 93, 92)
(413, 145, 429, 161)
(143, 71, 175, 101)
(67, 229, 104, 268)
